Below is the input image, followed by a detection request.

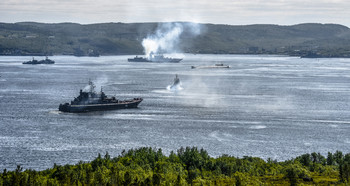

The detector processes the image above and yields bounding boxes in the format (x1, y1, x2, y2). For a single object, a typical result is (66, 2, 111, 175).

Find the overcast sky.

(1, 0, 350, 27)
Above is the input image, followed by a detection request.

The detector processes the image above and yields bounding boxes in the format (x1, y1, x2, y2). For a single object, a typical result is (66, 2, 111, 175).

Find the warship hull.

(59, 98, 142, 113)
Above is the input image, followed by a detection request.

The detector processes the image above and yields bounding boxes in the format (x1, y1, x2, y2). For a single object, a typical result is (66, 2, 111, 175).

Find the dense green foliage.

(1, 147, 349, 185)
(1, 22, 350, 57)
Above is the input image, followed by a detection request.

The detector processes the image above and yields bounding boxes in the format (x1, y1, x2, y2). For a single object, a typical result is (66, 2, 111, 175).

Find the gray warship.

(23, 56, 55, 64)
(128, 52, 182, 63)
(59, 80, 142, 113)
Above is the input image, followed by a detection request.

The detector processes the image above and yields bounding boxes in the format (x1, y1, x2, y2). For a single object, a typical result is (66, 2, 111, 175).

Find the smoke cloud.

(141, 22, 201, 57)
(82, 76, 109, 92)
(179, 76, 229, 108)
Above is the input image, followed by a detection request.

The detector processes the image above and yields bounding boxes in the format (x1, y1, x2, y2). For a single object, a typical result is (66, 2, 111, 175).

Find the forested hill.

(0, 147, 349, 185)
(1, 22, 350, 57)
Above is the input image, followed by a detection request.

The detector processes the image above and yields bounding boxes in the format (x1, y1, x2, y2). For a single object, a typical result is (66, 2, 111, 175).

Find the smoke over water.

(179, 77, 229, 108)
(142, 22, 201, 57)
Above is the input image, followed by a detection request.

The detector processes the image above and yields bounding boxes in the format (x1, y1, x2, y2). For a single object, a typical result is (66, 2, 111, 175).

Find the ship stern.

(59, 103, 70, 112)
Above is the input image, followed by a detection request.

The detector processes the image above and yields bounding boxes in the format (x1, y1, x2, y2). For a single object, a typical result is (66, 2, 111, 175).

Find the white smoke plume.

(82, 76, 109, 92)
(141, 22, 201, 57)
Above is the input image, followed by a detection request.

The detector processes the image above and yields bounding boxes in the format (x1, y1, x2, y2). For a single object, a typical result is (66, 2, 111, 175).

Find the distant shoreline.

(1, 22, 350, 58)
(1, 53, 350, 58)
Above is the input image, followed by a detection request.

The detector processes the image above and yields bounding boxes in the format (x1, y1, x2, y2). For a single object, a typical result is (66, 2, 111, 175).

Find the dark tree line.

(0, 147, 349, 185)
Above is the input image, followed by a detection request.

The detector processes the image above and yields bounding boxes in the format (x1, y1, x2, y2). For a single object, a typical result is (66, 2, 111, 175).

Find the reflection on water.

(0, 55, 350, 170)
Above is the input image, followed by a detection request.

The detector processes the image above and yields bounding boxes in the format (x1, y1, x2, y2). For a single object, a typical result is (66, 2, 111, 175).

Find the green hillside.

(1, 22, 350, 57)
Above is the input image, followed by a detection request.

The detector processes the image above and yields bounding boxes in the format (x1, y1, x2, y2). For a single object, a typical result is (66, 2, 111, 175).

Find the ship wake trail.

(167, 84, 183, 91)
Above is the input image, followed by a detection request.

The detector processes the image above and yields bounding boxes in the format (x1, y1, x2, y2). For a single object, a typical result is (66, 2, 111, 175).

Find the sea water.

(0, 54, 349, 170)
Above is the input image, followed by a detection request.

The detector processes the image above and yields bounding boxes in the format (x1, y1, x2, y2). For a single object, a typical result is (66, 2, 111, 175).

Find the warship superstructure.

(59, 80, 142, 113)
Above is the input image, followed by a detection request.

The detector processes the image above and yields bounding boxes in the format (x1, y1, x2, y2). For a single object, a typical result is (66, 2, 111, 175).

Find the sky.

(1, 0, 350, 27)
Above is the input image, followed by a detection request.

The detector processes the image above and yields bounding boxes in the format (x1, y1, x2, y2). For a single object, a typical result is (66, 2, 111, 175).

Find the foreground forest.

(0, 147, 349, 185)
(1, 22, 350, 57)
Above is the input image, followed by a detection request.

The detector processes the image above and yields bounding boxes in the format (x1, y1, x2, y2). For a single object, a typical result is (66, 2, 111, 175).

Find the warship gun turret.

(59, 80, 142, 113)
(128, 52, 182, 63)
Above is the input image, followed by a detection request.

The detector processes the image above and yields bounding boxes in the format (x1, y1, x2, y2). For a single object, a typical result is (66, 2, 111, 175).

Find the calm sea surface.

(0, 54, 350, 170)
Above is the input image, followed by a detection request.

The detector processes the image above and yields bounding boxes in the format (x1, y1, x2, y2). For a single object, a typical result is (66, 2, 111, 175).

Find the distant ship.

(128, 52, 182, 63)
(23, 56, 55, 64)
(191, 63, 229, 69)
(59, 80, 143, 113)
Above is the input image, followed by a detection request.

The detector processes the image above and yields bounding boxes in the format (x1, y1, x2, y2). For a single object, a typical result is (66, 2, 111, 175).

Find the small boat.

(191, 63, 229, 69)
